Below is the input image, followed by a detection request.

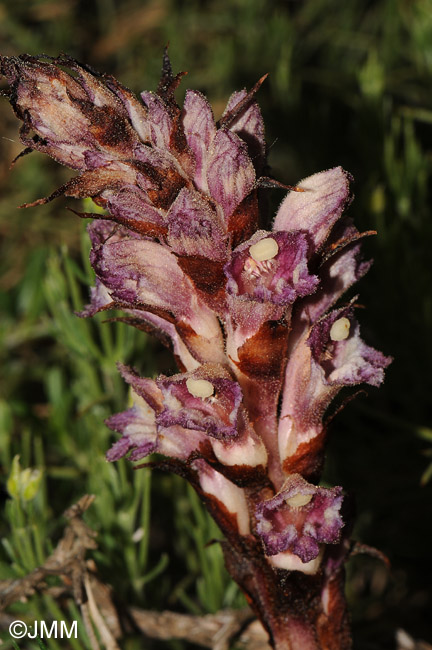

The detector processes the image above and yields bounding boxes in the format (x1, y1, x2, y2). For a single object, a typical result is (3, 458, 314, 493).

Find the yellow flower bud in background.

(6, 455, 43, 502)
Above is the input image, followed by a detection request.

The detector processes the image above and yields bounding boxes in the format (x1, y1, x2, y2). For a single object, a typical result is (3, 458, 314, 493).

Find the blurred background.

(1, 1, 432, 648)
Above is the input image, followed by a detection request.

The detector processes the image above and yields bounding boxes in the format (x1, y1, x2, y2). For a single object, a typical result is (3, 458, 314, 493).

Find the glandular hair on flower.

(186, 378, 215, 399)
(249, 237, 279, 262)
(330, 317, 351, 341)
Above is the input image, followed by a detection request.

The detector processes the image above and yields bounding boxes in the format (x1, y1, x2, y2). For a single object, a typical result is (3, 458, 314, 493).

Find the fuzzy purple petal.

(89, 221, 225, 362)
(166, 187, 227, 260)
(117, 364, 163, 411)
(223, 90, 266, 172)
(140, 91, 173, 149)
(106, 406, 157, 462)
(89, 220, 201, 316)
(273, 167, 351, 249)
(106, 366, 211, 462)
(207, 129, 255, 219)
(256, 474, 344, 563)
(278, 303, 392, 472)
(182, 90, 216, 192)
(105, 366, 162, 461)
(107, 185, 165, 233)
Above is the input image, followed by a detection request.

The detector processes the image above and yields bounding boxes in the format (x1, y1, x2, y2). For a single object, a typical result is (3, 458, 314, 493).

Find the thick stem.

(221, 534, 352, 650)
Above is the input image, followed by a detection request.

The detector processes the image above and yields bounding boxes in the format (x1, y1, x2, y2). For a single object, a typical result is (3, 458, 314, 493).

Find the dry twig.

(0, 494, 97, 610)
(129, 607, 271, 650)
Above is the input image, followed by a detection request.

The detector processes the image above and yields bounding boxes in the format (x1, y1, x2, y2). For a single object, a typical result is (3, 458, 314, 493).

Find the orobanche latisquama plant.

(1, 53, 391, 650)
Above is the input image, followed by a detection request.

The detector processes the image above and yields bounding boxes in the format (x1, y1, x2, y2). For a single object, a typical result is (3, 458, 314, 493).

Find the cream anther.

(186, 378, 214, 399)
(286, 493, 313, 508)
(329, 317, 351, 342)
(249, 237, 279, 262)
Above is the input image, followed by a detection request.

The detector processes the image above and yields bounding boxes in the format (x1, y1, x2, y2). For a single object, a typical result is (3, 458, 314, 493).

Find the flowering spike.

(1, 53, 392, 650)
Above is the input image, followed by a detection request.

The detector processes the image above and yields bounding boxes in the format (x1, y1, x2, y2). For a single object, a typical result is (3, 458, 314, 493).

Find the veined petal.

(273, 167, 351, 249)
(167, 187, 227, 261)
(207, 129, 255, 220)
(106, 365, 210, 462)
(182, 90, 216, 192)
(105, 76, 151, 143)
(106, 399, 157, 462)
(140, 91, 173, 149)
(107, 185, 166, 236)
(88, 220, 222, 333)
(223, 89, 266, 172)
(87, 220, 226, 365)
(256, 474, 344, 563)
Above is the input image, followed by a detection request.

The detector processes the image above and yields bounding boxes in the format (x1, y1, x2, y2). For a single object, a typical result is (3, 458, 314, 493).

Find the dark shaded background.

(1, 1, 431, 648)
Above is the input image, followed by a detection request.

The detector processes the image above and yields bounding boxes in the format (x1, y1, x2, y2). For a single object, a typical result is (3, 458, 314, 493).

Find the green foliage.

(1, 0, 432, 648)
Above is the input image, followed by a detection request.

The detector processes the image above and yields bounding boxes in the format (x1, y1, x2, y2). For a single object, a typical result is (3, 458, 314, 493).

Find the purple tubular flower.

(107, 363, 267, 474)
(156, 366, 243, 439)
(256, 474, 344, 563)
(86, 219, 226, 365)
(278, 303, 392, 475)
(156, 364, 267, 472)
(106, 364, 209, 463)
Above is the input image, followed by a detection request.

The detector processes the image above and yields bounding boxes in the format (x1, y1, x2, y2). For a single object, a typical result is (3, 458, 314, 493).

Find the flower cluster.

(1, 53, 391, 580)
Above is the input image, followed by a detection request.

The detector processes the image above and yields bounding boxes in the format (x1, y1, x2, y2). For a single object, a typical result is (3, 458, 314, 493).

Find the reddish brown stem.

(221, 535, 351, 650)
